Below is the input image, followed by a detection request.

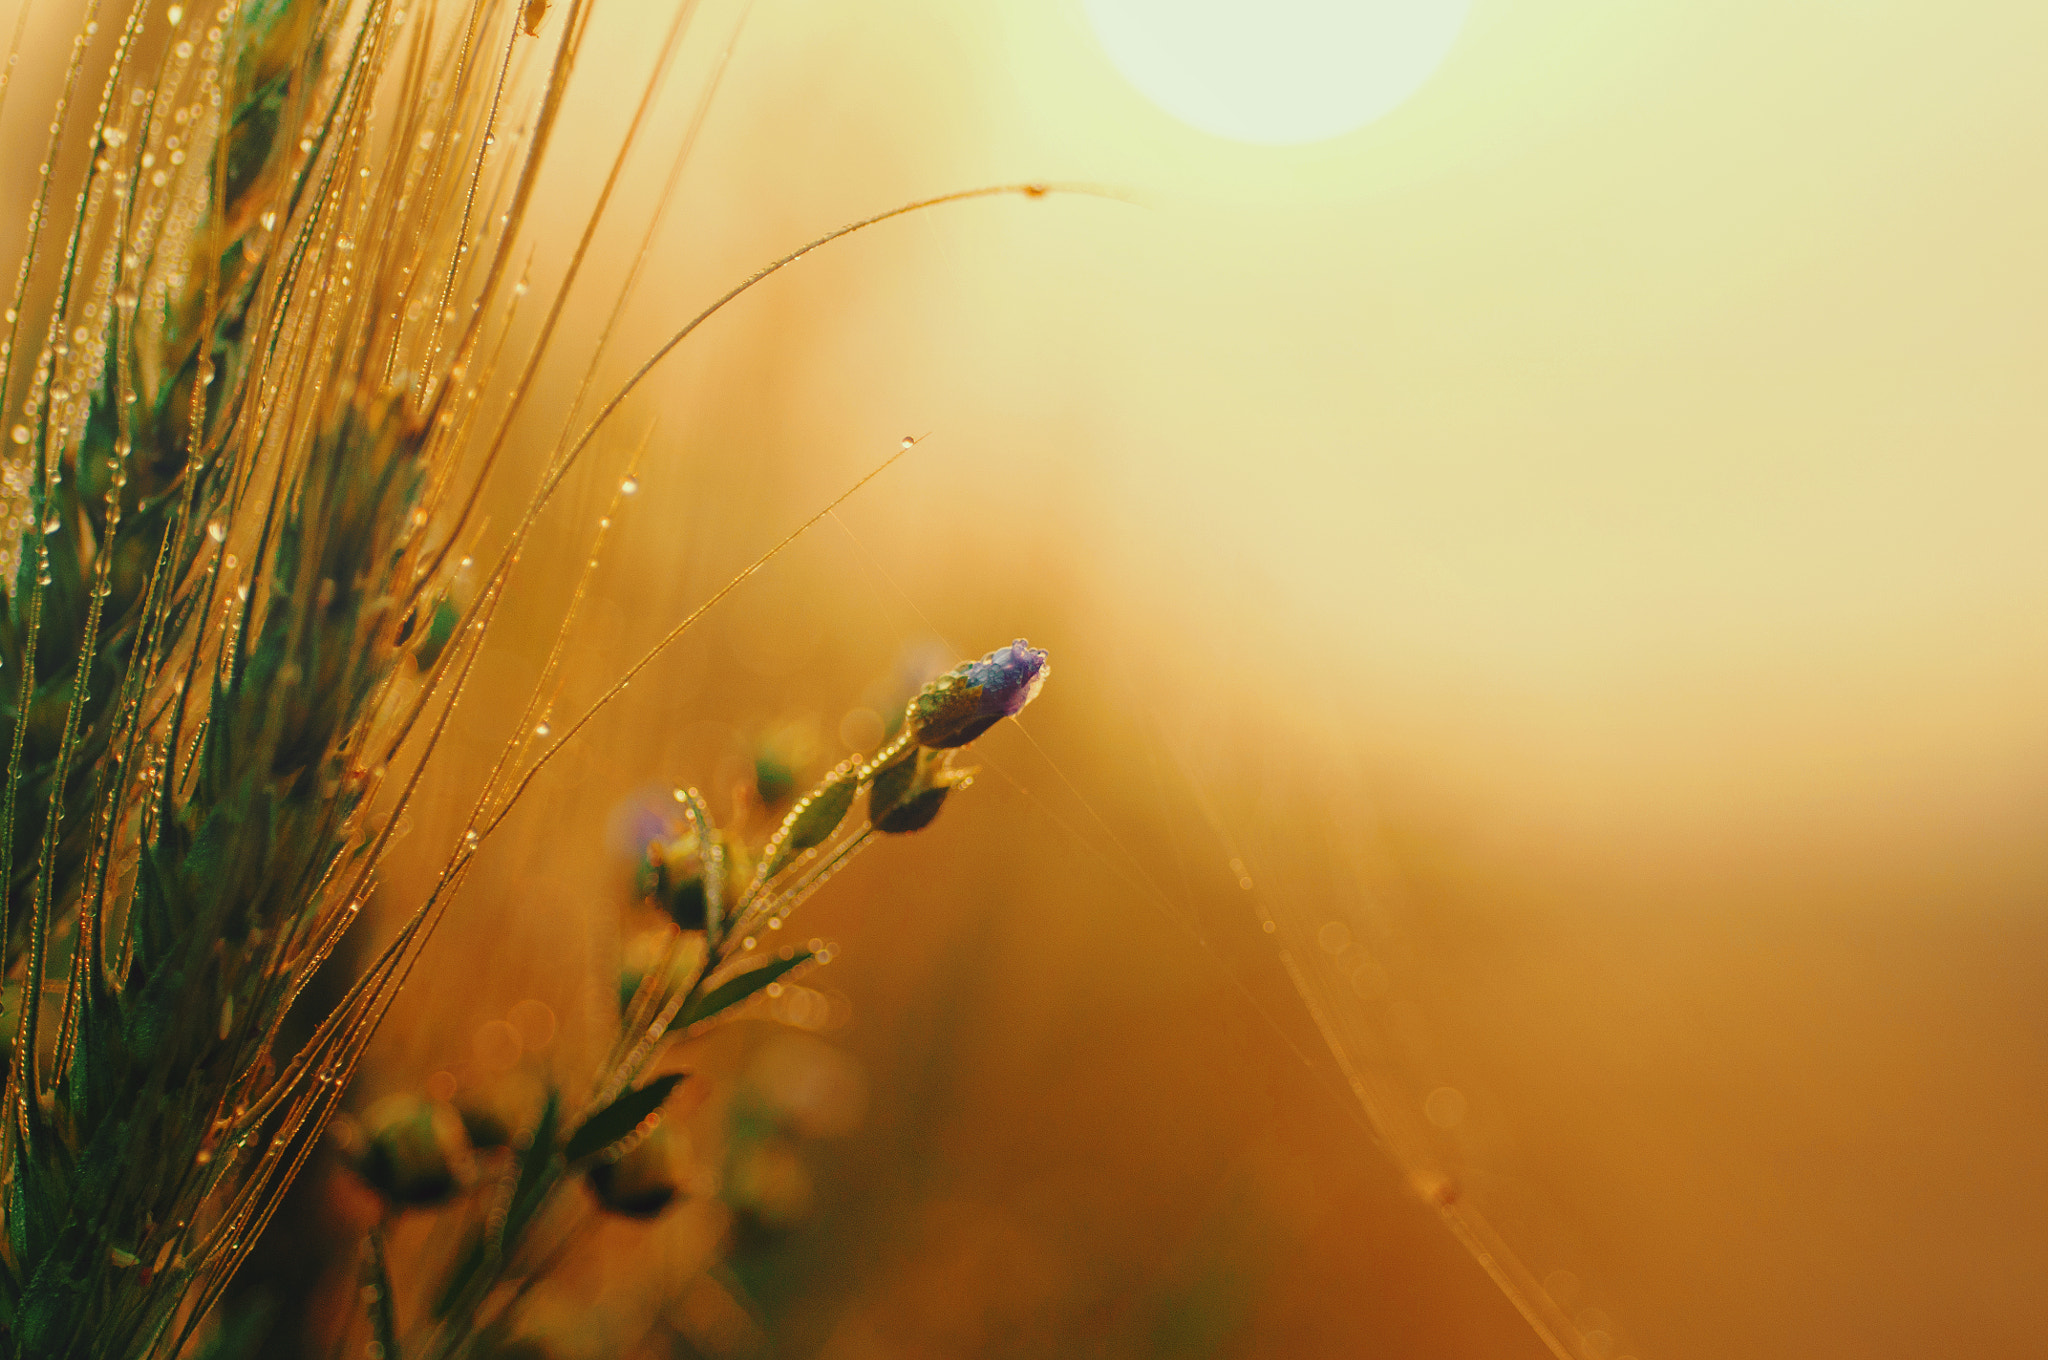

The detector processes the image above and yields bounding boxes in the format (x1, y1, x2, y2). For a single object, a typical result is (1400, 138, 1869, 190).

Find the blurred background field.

(8, 0, 2042, 1355)
(374, 1, 2048, 1356)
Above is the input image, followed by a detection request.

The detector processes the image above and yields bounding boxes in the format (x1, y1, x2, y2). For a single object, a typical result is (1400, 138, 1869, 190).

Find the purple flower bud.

(904, 639, 1050, 749)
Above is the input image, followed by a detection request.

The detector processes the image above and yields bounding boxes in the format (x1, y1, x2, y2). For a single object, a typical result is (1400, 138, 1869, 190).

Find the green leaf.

(362, 1225, 399, 1360)
(668, 789, 725, 940)
(869, 747, 966, 834)
(415, 598, 459, 669)
(563, 1074, 685, 1166)
(761, 762, 859, 878)
(429, 1228, 487, 1324)
(437, 1089, 563, 1322)
(668, 952, 814, 1035)
(502, 1087, 560, 1248)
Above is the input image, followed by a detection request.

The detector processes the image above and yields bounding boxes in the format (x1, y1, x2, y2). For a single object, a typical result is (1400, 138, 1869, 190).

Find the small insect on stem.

(520, 0, 549, 37)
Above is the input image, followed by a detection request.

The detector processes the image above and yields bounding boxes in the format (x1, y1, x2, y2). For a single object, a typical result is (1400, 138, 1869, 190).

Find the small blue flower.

(904, 639, 1050, 749)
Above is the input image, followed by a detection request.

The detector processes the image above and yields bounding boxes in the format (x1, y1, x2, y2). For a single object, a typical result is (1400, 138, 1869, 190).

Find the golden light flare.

(1080, 0, 1470, 143)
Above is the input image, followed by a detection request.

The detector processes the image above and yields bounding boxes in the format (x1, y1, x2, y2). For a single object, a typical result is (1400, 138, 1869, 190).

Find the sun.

(1081, 0, 1471, 146)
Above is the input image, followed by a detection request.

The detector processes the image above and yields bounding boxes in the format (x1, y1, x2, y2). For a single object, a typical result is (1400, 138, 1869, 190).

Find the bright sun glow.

(1081, 0, 1471, 146)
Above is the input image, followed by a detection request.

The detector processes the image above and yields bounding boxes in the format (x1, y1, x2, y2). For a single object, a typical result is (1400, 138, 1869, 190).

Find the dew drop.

(533, 721, 550, 738)
(9, 425, 27, 445)
(259, 210, 276, 230)
(166, 3, 182, 22)
(900, 436, 914, 450)
(619, 475, 638, 495)
(206, 516, 226, 542)
(41, 517, 58, 535)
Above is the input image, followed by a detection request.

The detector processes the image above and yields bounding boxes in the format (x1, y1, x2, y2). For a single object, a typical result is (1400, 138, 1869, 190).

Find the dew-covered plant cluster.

(0, 0, 1051, 1350)
(333, 640, 1048, 1359)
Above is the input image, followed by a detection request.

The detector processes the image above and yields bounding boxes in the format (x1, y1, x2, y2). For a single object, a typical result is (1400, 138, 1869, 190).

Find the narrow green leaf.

(362, 1225, 399, 1360)
(502, 1086, 560, 1248)
(429, 1229, 487, 1324)
(437, 1089, 564, 1323)
(668, 951, 814, 1035)
(761, 761, 859, 878)
(563, 1073, 685, 1166)
(415, 598, 459, 669)
(669, 788, 724, 941)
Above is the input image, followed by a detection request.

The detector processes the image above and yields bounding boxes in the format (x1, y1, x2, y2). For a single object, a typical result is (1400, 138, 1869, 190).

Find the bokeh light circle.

(1081, 0, 1471, 145)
